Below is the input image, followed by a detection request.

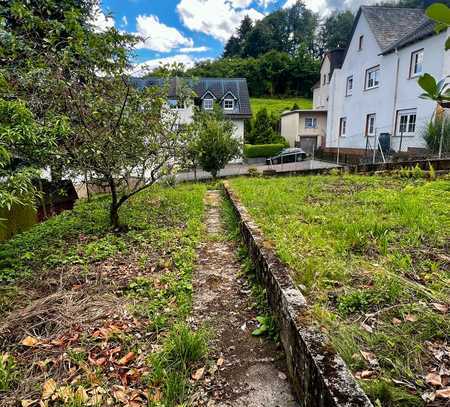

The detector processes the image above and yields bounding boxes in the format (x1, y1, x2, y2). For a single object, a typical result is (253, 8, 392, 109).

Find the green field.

(250, 97, 313, 117)
(229, 175, 450, 407)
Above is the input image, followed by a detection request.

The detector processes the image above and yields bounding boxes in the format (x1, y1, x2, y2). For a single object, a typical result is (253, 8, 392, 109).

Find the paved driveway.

(176, 159, 340, 182)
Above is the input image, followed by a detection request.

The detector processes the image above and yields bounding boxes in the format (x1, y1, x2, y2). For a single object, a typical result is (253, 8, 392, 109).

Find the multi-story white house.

(325, 6, 448, 155)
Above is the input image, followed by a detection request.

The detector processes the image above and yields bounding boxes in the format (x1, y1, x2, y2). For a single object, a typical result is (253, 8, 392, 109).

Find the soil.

(189, 190, 297, 407)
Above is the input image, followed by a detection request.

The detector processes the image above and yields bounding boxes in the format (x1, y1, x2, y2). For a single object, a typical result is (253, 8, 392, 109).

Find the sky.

(93, 0, 385, 75)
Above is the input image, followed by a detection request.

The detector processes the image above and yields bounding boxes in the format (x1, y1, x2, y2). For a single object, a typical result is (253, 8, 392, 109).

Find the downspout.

(391, 49, 400, 152)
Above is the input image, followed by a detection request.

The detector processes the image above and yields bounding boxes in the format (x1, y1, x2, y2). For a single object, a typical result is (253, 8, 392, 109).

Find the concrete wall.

(327, 15, 448, 153)
(281, 112, 300, 146)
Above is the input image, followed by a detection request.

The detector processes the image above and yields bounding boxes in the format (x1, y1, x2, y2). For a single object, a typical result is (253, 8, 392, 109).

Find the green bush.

(421, 116, 450, 154)
(244, 143, 287, 158)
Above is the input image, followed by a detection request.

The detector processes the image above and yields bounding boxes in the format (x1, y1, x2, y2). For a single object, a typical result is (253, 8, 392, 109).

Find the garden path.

(189, 190, 297, 406)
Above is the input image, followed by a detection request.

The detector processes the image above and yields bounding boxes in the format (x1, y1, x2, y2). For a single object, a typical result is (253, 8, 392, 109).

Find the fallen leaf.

(149, 388, 161, 402)
(360, 351, 378, 366)
(278, 371, 287, 380)
(405, 314, 417, 322)
(431, 303, 449, 314)
(118, 352, 135, 366)
(426, 372, 442, 387)
(355, 370, 377, 379)
(360, 323, 373, 333)
(192, 367, 205, 381)
(113, 388, 128, 403)
(42, 379, 57, 400)
(88, 354, 107, 366)
(216, 357, 224, 367)
(75, 387, 89, 402)
(21, 400, 38, 407)
(21, 336, 40, 347)
(436, 388, 450, 399)
(392, 318, 402, 325)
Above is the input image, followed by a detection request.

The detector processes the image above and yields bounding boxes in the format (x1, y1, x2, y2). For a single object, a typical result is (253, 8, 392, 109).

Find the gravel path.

(189, 190, 297, 406)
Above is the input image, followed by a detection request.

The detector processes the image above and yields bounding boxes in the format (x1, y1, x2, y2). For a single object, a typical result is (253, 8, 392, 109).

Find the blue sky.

(93, 0, 373, 74)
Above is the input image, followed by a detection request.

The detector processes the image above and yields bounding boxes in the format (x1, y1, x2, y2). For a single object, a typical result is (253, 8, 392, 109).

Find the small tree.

(58, 75, 190, 230)
(193, 109, 240, 180)
(251, 108, 277, 144)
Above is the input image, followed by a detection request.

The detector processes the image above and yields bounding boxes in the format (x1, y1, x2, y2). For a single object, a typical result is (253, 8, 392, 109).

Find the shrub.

(421, 116, 450, 154)
(244, 143, 287, 158)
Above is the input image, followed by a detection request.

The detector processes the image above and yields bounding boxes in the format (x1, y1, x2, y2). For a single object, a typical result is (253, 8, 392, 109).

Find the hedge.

(244, 143, 287, 158)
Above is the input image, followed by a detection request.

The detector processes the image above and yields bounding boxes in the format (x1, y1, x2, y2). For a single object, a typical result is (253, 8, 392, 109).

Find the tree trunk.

(108, 176, 120, 229)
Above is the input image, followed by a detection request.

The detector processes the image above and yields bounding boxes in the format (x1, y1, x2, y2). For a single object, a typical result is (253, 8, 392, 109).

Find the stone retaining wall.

(223, 182, 373, 407)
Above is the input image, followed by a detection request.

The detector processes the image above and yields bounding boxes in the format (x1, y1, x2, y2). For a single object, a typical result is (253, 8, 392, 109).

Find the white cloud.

(129, 54, 207, 77)
(121, 16, 128, 26)
(90, 5, 115, 32)
(229, 0, 253, 7)
(256, 0, 275, 8)
(179, 46, 210, 53)
(135, 15, 194, 52)
(177, 0, 265, 42)
(284, 0, 392, 16)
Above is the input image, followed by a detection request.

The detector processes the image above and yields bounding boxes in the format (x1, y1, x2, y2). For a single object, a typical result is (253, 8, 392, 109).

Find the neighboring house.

(281, 49, 344, 152)
(312, 49, 346, 110)
(132, 77, 252, 145)
(280, 109, 327, 153)
(326, 6, 448, 155)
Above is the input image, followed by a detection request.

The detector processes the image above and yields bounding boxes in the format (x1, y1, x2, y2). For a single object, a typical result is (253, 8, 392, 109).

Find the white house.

(325, 6, 448, 155)
(133, 77, 252, 145)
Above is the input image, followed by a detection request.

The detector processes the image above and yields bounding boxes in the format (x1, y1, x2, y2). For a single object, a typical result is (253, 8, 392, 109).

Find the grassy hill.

(250, 97, 313, 117)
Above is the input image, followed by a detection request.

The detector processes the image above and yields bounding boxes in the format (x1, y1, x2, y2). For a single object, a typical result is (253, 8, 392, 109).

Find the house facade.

(281, 49, 345, 153)
(280, 109, 327, 152)
(326, 6, 448, 155)
(133, 77, 252, 144)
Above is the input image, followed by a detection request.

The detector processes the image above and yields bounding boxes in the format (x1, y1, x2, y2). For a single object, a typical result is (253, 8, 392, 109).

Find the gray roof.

(361, 6, 429, 52)
(381, 17, 436, 54)
(132, 77, 252, 119)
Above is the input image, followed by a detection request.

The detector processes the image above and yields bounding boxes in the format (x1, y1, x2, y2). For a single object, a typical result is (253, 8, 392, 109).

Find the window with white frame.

(366, 114, 376, 136)
(410, 49, 423, 77)
(365, 66, 380, 90)
(203, 98, 213, 110)
(339, 117, 347, 137)
(346, 76, 353, 96)
(223, 99, 234, 110)
(305, 117, 317, 129)
(397, 109, 417, 136)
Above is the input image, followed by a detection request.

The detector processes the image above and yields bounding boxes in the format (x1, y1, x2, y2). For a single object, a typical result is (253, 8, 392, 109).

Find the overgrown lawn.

(0, 183, 207, 406)
(250, 97, 312, 117)
(229, 174, 450, 406)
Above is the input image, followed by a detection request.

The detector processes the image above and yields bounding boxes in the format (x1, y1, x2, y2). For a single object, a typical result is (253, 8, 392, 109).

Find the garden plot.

(229, 175, 450, 407)
(0, 184, 207, 406)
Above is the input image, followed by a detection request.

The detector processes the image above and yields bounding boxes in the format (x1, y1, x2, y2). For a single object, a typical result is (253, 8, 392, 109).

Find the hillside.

(250, 97, 313, 116)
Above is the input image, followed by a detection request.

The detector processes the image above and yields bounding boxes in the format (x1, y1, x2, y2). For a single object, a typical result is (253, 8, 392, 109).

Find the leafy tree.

(292, 103, 300, 110)
(54, 75, 191, 229)
(223, 36, 242, 58)
(318, 11, 354, 55)
(192, 108, 240, 179)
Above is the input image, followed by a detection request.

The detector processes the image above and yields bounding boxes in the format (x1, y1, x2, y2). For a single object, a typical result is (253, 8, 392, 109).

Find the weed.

(0, 354, 18, 392)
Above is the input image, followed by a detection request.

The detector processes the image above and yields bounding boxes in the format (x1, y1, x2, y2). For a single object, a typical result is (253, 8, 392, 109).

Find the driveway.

(176, 159, 341, 182)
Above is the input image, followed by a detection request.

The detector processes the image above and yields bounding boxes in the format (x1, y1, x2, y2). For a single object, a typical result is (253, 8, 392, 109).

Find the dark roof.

(132, 77, 252, 119)
(361, 6, 428, 51)
(381, 18, 436, 54)
(327, 49, 346, 75)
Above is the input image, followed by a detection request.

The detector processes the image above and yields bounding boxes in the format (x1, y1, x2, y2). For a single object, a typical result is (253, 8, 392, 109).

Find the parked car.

(266, 148, 308, 165)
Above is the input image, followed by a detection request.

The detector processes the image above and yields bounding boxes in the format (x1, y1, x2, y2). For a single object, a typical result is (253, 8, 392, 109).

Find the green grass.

(0, 183, 208, 405)
(250, 97, 313, 117)
(229, 175, 450, 407)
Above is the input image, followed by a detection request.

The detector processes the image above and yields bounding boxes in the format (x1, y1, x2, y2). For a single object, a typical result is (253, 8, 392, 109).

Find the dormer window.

(203, 99, 213, 110)
(223, 99, 234, 110)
